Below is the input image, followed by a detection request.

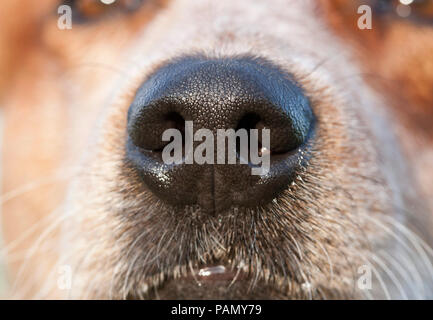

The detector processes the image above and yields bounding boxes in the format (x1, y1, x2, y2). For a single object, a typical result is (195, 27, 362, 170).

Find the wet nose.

(126, 56, 314, 215)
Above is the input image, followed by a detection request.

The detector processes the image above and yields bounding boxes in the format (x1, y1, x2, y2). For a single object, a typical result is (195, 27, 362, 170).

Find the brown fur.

(1, 0, 432, 299)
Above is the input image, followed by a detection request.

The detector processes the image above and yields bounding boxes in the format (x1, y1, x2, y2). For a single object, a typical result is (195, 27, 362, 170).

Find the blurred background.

(0, 110, 7, 296)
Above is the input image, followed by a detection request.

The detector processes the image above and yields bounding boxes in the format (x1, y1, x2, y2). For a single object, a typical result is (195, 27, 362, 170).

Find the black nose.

(126, 56, 314, 214)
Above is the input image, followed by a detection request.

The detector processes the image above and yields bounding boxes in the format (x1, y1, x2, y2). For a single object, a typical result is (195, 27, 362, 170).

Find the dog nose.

(126, 57, 314, 214)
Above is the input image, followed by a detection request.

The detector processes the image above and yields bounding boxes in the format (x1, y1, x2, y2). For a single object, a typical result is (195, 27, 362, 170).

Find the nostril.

(159, 112, 185, 152)
(128, 106, 186, 152)
(164, 112, 185, 134)
(235, 113, 264, 156)
(235, 109, 309, 156)
(236, 113, 262, 132)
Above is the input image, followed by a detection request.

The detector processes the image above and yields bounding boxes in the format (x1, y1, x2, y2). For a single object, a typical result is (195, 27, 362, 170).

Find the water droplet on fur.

(198, 265, 226, 277)
(302, 282, 312, 291)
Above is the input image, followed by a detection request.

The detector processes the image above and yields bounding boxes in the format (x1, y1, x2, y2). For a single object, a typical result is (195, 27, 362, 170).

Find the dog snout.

(126, 56, 315, 214)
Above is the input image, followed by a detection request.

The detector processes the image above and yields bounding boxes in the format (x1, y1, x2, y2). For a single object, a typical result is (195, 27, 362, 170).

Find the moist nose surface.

(126, 56, 314, 214)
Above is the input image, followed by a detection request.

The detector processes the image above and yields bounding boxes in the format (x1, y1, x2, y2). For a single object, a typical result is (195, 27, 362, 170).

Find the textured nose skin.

(126, 56, 315, 214)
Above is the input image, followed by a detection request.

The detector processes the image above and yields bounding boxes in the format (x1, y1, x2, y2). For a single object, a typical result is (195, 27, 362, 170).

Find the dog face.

(1, 0, 433, 299)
